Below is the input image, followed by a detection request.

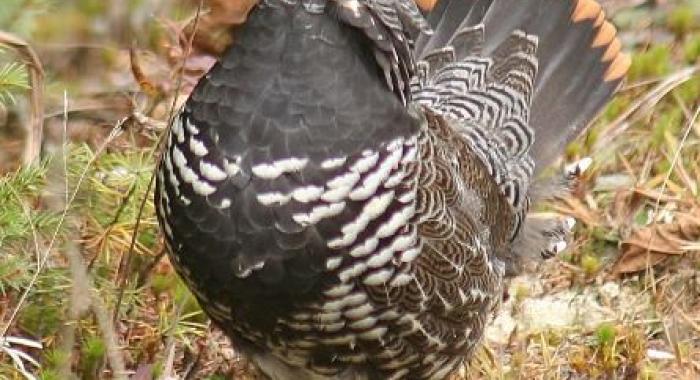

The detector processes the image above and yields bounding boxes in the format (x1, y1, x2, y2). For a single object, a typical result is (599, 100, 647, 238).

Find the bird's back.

(155, 0, 629, 378)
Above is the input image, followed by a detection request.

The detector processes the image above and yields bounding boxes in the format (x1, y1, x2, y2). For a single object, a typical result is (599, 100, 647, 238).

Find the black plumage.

(155, 0, 629, 378)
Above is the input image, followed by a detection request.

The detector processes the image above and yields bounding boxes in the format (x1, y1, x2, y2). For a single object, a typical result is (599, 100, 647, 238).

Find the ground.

(0, 0, 698, 379)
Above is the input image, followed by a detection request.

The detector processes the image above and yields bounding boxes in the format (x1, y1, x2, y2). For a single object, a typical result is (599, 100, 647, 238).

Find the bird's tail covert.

(415, 0, 630, 173)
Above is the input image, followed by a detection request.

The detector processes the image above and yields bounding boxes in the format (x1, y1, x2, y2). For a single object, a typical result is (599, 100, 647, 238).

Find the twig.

(48, 92, 127, 378)
(113, 0, 204, 322)
(60, 237, 128, 379)
(0, 31, 45, 165)
(89, 275, 128, 379)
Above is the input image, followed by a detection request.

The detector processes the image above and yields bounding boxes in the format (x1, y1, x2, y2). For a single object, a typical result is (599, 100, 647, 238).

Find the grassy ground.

(0, 0, 699, 379)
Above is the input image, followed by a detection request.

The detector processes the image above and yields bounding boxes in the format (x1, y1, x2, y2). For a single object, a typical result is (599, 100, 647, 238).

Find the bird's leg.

(505, 157, 592, 275)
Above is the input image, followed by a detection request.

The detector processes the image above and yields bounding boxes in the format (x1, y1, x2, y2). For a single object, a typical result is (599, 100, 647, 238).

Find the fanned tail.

(412, 0, 630, 274)
(415, 0, 630, 173)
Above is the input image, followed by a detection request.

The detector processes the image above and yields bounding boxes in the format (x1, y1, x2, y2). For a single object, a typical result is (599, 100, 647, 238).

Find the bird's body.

(155, 0, 629, 378)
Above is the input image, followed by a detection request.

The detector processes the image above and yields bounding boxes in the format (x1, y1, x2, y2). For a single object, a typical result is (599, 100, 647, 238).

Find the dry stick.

(43, 94, 127, 379)
(90, 275, 128, 378)
(0, 31, 45, 165)
(56, 236, 91, 379)
(112, 0, 204, 321)
(58, 236, 128, 379)
(159, 5, 207, 379)
(158, 300, 189, 380)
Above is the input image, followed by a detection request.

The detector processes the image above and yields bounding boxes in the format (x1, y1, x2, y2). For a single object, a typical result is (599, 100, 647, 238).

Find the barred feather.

(155, 0, 628, 379)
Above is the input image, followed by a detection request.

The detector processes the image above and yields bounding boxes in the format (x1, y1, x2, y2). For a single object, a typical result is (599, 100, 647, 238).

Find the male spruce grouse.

(155, 0, 629, 378)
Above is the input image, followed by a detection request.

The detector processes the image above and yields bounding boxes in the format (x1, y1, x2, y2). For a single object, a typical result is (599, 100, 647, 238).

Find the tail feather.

(452, 25, 485, 60)
(415, 0, 488, 57)
(414, 0, 630, 173)
(529, 3, 630, 170)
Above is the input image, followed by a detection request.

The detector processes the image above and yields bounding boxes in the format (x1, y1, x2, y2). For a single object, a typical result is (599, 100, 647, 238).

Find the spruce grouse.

(155, 0, 630, 378)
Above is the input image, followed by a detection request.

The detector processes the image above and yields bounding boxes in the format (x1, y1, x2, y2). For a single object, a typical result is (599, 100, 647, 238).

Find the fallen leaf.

(554, 197, 600, 227)
(613, 209, 700, 274)
(130, 46, 161, 97)
(184, 0, 257, 57)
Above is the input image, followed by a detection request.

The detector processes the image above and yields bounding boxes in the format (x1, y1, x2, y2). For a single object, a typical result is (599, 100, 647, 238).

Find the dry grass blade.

(613, 106, 700, 274)
(0, 31, 44, 165)
(594, 65, 699, 151)
(113, 0, 205, 324)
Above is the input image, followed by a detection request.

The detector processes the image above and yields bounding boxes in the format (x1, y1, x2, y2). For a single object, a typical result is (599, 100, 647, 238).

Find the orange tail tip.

(602, 38, 621, 62)
(592, 21, 617, 48)
(572, 0, 602, 22)
(415, 0, 437, 11)
(605, 53, 631, 82)
(571, 0, 630, 83)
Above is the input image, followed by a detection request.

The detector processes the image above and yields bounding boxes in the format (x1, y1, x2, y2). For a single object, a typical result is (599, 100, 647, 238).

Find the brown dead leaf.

(612, 189, 644, 229)
(554, 197, 600, 227)
(130, 46, 161, 98)
(184, 0, 257, 57)
(158, 0, 255, 97)
(613, 209, 700, 274)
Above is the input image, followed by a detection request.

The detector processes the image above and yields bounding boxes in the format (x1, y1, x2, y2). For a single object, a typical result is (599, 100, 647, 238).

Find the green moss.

(43, 348, 71, 370)
(76, 0, 108, 16)
(581, 254, 601, 277)
(80, 335, 108, 379)
(590, 226, 618, 243)
(628, 46, 672, 80)
(595, 323, 619, 372)
(565, 140, 584, 158)
(667, 6, 696, 38)
(205, 375, 229, 380)
(174, 278, 203, 318)
(38, 369, 63, 380)
(596, 323, 617, 347)
(584, 123, 604, 150)
(513, 283, 530, 303)
(673, 75, 700, 105)
(150, 359, 164, 379)
(633, 208, 649, 226)
(559, 251, 574, 264)
(654, 159, 672, 177)
(18, 296, 63, 337)
(602, 96, 630, 123)
(684, 36, 700, 63)
(640, 364, 659, 380)
(137, 229, 157, 249)
(651, 108, 682, 149)
(151, 272, 178, 295)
